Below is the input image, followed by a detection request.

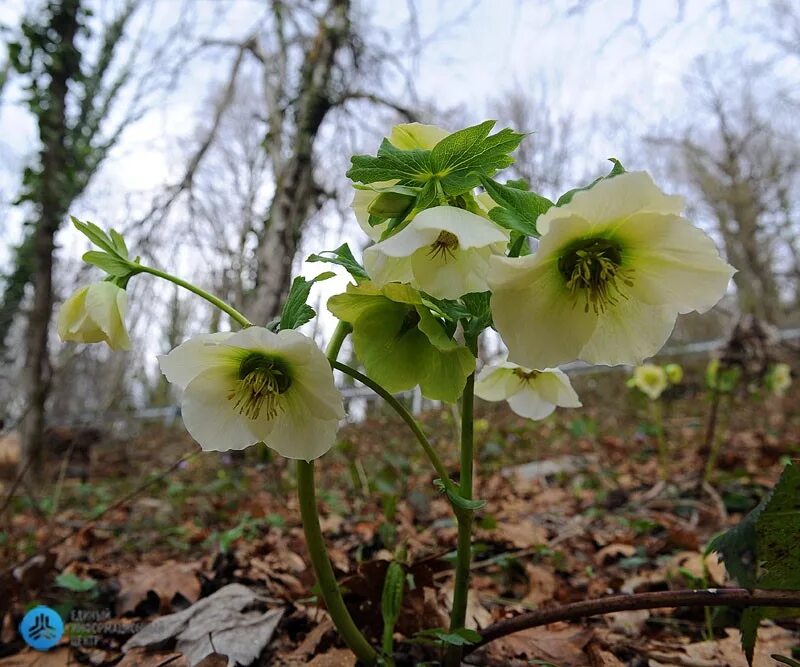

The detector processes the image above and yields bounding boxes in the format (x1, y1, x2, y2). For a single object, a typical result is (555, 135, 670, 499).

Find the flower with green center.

(363, 206, 509, 300)
(664, 363, 684, 384)
(158, 327, 344, 460)
(489, 171, 735, 368)
(57, 282, 131, 351)
(766, 362, 792, 397)
(632, 364, 669, 400)
(352, 123, 450, 240)
(327, 282, 474, 402)
(474, 361, 581, 420)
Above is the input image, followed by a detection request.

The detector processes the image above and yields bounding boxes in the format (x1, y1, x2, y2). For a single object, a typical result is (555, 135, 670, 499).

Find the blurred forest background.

(0, 0, 798, 466)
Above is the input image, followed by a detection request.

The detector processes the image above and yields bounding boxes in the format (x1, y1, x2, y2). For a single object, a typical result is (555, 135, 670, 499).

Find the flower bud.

(57, 282, 131, 351)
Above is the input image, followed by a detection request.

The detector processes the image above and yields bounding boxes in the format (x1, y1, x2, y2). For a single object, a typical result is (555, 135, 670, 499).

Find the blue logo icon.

(19, 606, 64, 650)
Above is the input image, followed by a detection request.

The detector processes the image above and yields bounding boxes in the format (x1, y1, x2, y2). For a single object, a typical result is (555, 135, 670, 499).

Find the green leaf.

(72, 216, 118, 256)
(476, 174, 553, 237)
(55, 572, 97, 593)
(710, 462, 800, 665)
(307, 243, 369, 282)
(381, 560, 405, 654)
(347, 140, 433, 186)
(82, 251, 133, 277)
(556, 158, 628, 206)
(108, 228, 129, 258)
(279, 272, 335, 330)
(415, 627, 482, 647)
(772, 656, 800, 667)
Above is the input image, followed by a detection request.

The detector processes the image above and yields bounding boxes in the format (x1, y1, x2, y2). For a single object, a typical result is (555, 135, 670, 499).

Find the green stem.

(135, 264, 252, 328)
(294, 321, 377, 664)
(331, 360, 453, 490)
(703, 393, 729, 485)
(445, 360, 476, 667)
(297, 460, 378, 664)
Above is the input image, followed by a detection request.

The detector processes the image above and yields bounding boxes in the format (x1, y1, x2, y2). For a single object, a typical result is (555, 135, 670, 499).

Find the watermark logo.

(19, 606, 64, 651)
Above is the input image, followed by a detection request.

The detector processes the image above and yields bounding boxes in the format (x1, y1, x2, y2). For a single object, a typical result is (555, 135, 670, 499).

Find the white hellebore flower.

(490, 172, 735, 368)
(352, 123, 450, 241)
(632, 364, 669, 400)
(57, 281, 131, 351)
(364, 206, 509, 300)
(159, 327, 344, 460)
(474, 362, 581, 420)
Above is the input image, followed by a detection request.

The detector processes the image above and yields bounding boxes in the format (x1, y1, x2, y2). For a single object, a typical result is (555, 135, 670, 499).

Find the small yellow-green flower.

(327, 282, 474, 402)
(159, 328, 344, 460)
(706, 359, 740, 393)
(475, 361, 581, 420)
(632, 364, 669, 400)
(57, 282, 131, 350)
(489, 172, 735, 368)
(766, 363, 792, 397)
(664, 363, 684, 384)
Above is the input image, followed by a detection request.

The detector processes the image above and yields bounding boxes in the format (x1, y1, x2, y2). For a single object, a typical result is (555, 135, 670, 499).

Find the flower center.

(557, 238, 633, 313)
(229, 353, 291, 420)
(427, 230, 459, 262)
(513, 368, 540, 384)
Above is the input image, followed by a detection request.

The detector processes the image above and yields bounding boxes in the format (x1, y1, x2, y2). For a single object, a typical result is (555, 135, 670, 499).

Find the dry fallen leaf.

(482, 624, 594, 667)
(124, 583, 284, 667)
(648, 625, 797, 667)
(117, 560, 201, 615)
(522, 564, 558, 606)
(0, 648, 73, 667)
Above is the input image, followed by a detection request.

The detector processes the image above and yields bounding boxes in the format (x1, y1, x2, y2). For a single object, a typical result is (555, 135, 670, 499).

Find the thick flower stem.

(135, 264, 252, 328)
(292, 321, 378, 664)
(297, 460, 378, 665)
(445, 365, 476, 667)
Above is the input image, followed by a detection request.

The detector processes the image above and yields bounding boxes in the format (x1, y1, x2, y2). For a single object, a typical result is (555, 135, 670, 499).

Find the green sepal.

(556, 157, 627, 206)
(307, 243, 369, 282)
(327, 282, 474, 403)
(279, 271, 335, 330)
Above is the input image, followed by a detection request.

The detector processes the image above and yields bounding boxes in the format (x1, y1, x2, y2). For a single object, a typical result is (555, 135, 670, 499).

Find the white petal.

(180, 368, 259, 451)
(538, 171, 684, 235)
(413, 206, 509, 249)
(410, 245, 495, 299)
(158, 332, 237, 388)
(474, 365, 518, 401)
(266, 390, 340, 460)
(389, 123, 449, 150)
(490, 255, 598, 369)
(363, 243, 417, 287)
(531, 370, 582, 408)
(507, 389, 557, 420)
(579, 299, 677, 366)
(615, 213, 735, 314)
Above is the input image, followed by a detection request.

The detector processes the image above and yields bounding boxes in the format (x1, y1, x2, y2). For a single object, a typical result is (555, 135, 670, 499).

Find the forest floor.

(0, 364, 799, 666)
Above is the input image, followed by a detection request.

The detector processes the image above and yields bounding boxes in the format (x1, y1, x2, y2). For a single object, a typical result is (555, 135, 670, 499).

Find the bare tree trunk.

(21, 0, 80, 471)
(248, 0, 351, 325)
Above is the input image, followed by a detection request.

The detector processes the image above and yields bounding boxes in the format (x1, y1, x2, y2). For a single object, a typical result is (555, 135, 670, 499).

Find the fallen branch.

(465, 588, 800, 656)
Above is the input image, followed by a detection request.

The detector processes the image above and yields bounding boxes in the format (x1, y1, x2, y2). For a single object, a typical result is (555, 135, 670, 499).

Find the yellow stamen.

(427, 230, 459, 263)
(228, 354, 291, 420)
(558, 238, 633, 313)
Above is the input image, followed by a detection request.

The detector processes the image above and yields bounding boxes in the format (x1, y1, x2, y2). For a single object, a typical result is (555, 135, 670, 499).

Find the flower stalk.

(445, 336, 478, 667)
(296, 321, 378, 665)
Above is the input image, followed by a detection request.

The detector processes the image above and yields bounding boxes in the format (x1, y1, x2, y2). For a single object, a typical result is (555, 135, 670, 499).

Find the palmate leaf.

(278, 272, 335, 330)
(476, 174, 553, 237)
(709, 461, 800, 665)
(346, 121, 524, 197)
(307, 243, 369, 282)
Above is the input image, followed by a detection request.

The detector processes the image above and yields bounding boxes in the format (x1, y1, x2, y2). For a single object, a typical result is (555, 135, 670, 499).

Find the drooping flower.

(57, 282, 131, 351)
(766, 363, 792, 397)
(664, 363, 684, 384)
(327, 281, 474, 402)
(631, 364, 669, 400)
(158, 328, 344, 460)
(706, 358, 740, 394)
(474, 361, 581, 420)
(364, 206, 509, 300)
(489, 171, 735, 368)
(352, 123, 450, 240)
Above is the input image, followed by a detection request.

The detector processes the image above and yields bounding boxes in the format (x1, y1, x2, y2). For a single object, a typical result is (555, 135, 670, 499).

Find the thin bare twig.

(464, 588, 800, 655)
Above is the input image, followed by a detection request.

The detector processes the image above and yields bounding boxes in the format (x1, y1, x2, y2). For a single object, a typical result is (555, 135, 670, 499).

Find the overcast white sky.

(0, 0, 777, 362)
